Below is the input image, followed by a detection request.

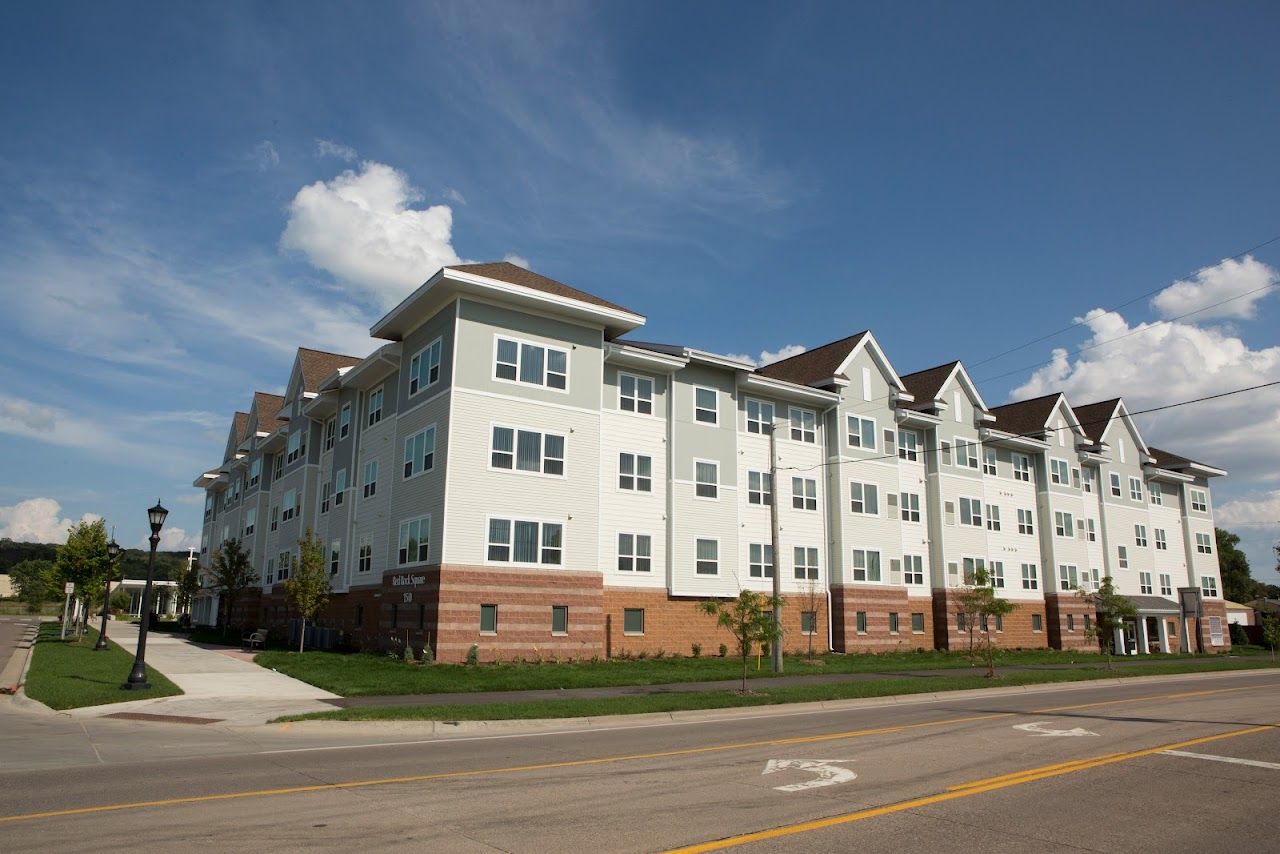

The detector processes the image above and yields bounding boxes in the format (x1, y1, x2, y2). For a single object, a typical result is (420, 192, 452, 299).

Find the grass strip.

(274, 658, 1278, 722)
(23, 623, 182, 710)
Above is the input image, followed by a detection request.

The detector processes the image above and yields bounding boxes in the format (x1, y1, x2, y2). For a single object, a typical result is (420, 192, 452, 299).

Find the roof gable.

(905, 361, 989, 413)
(755, 331, 868, 386)
(447, 262, 638, 316)
(223, 412, 249, 463)
(990, 393, 1062, 437)
(247, 392, 285, 436)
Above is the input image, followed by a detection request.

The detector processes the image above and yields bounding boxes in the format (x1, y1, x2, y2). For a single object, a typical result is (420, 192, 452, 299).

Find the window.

(1017, 508, 1034, 535)
(852, 549, 881, 582)
(272, 453, 283, 480)
(748, 471, 772, 505)
(277, 550, 292, 582)
(1082, 469, 1094, 493)
(983, 449, 998, 476)
(619, 453, 653, 492)
(1021, 563, 1039, 590)
(959, 497, 983, 527)
(329, 540, 340, 575)
(695, 461, 718, 499)
(850, 481, 879, 515)
(1032, 614, 1043, 632)
(954, 437, 978, 469)
(1117, 545, 1129, 569)
(1196, 532, 1212, 554)
(748, 543, 774, 578)
(900, 492, 921, 523)
(487, 519, 563, 565)
(619, 373, 654, 415)
(1134, 524, 1148, 548)
(1190, 490, 1208, 513)
(623, 608, 645, 635)
(269, 505, 279, 532)
(1012, 454, 1031, 482)
(243, 507, 256, 536)
(1155, 528, 1168, 551)
(323, 419, 335, 452)
(354, 604, 364, 628)
(1201, 576, 1218, 597)
(1129, 477, 1143, 501)
(847, 415, 876, 450)
(888, 612, 900, 633)
(339, 404, 351, 440)
(856, 611, 868, 633)
(791, 477, 817, 510)
(286, 430, 303, 465)
(408, 338, 442, 395)
(907, 612, 923, 633)
(745, 398, 774, 434)
(898, 430, 920, 461)
(617, 533, 652, 572)
(694, 387, 718, 424)
(494, 337, 568, 389)
(281, 489, 297, 522)
(957, 613, 967, 632)
(801, 611, 818, 635)
(367, 387, 384, 427)
(1083, 614, 1092, 632)
(357, 536, 372, 573)
(1072, 468, 1081, 489)
(1159, 573, 1172, 596)
(248, 458, 262, 487)
(962, 556, 985, 584)
(989, 561, 1005, 588)
(904, 555, 925, 585)
(480, 604, 498, 634)
(794, 547, 819, 580)
(1054, 510, 1073, 537)
(1058, 565, 1079, 591)
(1110, 473, 1122, 497)
(397, 516, 430, 565)
(363, 460, 378, 498)
(334, 469, 346, 506)
(552, 605, 568, 635)
(1150, 482, 1163, 506)
(489, 427, 562, 476)
(986, 505, 1001, 532)
(1139, 572, 1153, 595)
(789, 407, 816, 443)
(695, 538, 719, 575)
(1050, 458, 1070, 485)
(1086, 518, 1097, 542)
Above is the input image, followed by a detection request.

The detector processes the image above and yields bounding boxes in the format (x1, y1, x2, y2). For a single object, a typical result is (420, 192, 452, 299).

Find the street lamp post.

(122, 501, 168, 690)
(94, 538, 122, 651)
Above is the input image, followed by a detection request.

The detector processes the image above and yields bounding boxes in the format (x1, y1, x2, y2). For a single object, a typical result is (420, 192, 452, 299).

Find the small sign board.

(64, 582, 75, 594)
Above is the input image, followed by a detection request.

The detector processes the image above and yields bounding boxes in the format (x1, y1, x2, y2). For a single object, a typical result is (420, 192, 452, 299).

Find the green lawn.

(274, 658, 1280, 722)
(255, 645, 1223, 698)
(22, 624, 182, 710)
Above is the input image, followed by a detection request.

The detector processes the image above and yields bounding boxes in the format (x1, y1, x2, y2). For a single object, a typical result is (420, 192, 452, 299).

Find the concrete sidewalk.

(58, 624, 340, 726)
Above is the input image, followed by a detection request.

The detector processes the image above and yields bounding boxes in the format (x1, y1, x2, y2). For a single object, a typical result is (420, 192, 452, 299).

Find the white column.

(1157, 617, 1170, 653)
(1135, 617, 1148, 655)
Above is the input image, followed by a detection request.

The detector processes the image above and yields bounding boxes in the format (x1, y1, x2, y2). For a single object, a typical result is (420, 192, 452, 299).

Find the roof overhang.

(979, 427, 1049, 452)
(371, 267, 646, 341)
(738, 374, 841, 406)
(192, 471, 221, 489)
(896, 408, 943, 429)
(340, 343, 403, 390)
(259, 427, 287, 454)
(1145, 466, 1195, 484)
(302, 390, 341, 419)
(604, 342, 689, 372)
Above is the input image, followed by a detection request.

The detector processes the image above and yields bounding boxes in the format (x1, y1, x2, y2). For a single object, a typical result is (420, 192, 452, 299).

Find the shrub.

(637, 650, 649, 660)
(466, 644, 479, 666)
(718, 643, 728, 658)
(691, 643, 702, 658)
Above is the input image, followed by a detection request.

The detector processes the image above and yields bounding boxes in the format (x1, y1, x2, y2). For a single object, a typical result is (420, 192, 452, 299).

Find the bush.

(466, 644, 479, 665)
(718, 643, 728, 658)
(691, 643, 702, 658)
(1229, 623, 1249, 646)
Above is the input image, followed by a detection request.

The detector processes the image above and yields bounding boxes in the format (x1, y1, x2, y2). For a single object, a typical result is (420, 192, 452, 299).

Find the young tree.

(953, 566, 1016, 677)
(10, 559, 56, 614)
(698, 590, 783, 693)
(1262, 614, 1280, 660)
(1079, 576, 1136, 670)
(209, 538, 258, 637)
(1215, 528, 1257, 604)
(283, 528, 330, 653)
(799, 578, 823, 663)
(176, 561, 201, 616)
(54, 519, 110, 639)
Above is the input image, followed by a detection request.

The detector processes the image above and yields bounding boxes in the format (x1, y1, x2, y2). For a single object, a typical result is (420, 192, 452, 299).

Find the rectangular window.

(695, 461, 718, 499)
(748, 543, 775, 579)
(903, 554, 924, 585)
(1017, 508, 1034, 535)
(480, 604, 498, 634)
(789, 407, 816, 443)
(619, 453, 653, 492)
(339, 404, 351, 440)
(367, 387, 384, 427)
(694, 387, 718, 424)
(954, 437, 978, 469)
(850, 481, 879, 515)
(889, 612, 900, 633)
(847, 415, 876, 450)
(1155, 528, 1168, 550)
(898, 430, 920, 461)
(1050, 458, 1070, 485)
(272, 453, 283, 480)
(551, 605, 568, 635)
(270, 505, 279, 532)
(1012, 454, 1031, 482)
(1086, 518, 1097, 542)
(1129, 476, 1143, 501)
(1150, 482, 1163, 506)
(623, 608, 645, 635)
(695, 538, 719, 575)
(243, 507, 256, 536)
(1159, 573, 1172, 596)
(1021, 563, 1039, 590)
(986, 505, 1001, 532)
(408, 338, 442, 395)
(1058, 565, 1079, 591)
(248, 458, 262, 487)
(1201, 577, 1218, 597)
(277, 550, 292, 582)
(286, 430, 303, 465)
(329, 540, 340, 575)
(619, 373, 654, 415)
(1082, 469, 1094, 493)
(617, 533, 652, 572)
(852, 549, 882, 582)
(1196, 532, 1213, 554)
(748, 470, 772, 505)
(363, 460, 378, 498)
(791, 477, 817, 510)
(1054, 510, 1073, 537)
(989, 561, 1005, 588)
(1110, 473, 1122, 497)
(1191, 489, 1208, 512)
(959, 496, 983, 527)
(1117, 545, 1129, 569)
(334, 469, 346, 506)
(494, 337, 568, 389)
(358, 537, 372, 573)
(486, 519, 563, 565)
(397, 516, 430, 566)
(489, 427, 563, 476)
(1032, 613, 1043, 632)
(856, 611, 868, 633)
(281, 488, 297, 522)
(323, 418, 335, 453)
(1134, 524, 1148, 548)
(1139, 572, 1153, 595)
(983, 449, 998, 476)
(962, 556, 985, 584)
(793, 546, 819, 581)
(911, 612, 926, 633)
(900, 492, 921, 522)
(801, 611, 818, 635)
(745, 398, 774, 434)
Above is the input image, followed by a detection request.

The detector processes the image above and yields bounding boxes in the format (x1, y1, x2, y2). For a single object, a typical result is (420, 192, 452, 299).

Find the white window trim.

(693, 386, 719, 426)
(408, 336, 444, 397)
(693, 458, 720, 501)
(483, 515, 567, 567)
(846, 414, 877, 452)
(492, 334, 571, 393)
(959, 495, 984, 528)
(617, 372, 656, 417)
(367, 385, 385, 428)
(850, 548, 883, 584)
(616, 531, 654, 573)
(694, 536, 720, 576)
(849, 480, 879, 516)
(487, 422, 567, 480)
(617, 451, 654, 494)
(396, 515, 432, 567)
(744, 397, 775, 435)
(787, 406, 817, 444)
(403, 423, 439, 481)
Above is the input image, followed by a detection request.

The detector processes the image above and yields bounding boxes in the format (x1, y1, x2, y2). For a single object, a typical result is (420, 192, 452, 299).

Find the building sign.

(1209, 616, 1223, 645)
(391, 574, 426, 587)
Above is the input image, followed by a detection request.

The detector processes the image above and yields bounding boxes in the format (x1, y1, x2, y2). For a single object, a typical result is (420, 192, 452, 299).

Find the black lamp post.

(123, 501, 167, 690)
(94, 538, 122, 651)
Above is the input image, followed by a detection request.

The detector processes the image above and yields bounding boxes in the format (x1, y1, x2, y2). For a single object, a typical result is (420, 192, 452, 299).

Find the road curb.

(0, 624, 40, 696)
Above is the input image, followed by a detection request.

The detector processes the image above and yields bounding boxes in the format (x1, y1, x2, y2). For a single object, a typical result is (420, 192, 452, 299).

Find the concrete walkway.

(59, 624, 340, 726)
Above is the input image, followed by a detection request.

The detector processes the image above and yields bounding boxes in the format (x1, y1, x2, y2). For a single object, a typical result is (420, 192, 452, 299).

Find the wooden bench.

(242, 628, 268, 650)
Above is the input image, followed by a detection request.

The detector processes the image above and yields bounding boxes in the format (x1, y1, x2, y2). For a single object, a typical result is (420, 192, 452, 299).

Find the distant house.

(1222, 600, 1253, 626)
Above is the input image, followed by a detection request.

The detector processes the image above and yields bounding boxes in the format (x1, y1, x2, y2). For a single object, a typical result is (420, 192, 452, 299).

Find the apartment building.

(192, 262, 1230, 661)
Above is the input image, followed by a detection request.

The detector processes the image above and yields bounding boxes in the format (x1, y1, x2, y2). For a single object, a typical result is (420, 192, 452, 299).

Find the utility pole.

(769, 419, 784, 674)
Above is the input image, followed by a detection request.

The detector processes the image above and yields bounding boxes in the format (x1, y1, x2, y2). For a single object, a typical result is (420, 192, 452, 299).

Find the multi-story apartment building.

(192, 262, 1230, 661)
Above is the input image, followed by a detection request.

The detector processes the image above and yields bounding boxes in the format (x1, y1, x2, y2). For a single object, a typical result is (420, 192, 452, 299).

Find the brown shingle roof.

(899, 361, 959, 403)
(252, 392, 286, 433)
(448, 261, 639, 317)
(1148, 446, 1217, 471)
(298, 348, 361, 393)
(755, 332, 869, 386)
(1071, 398, 1121, 441)
(232, 412, 250, 444)
(990, 393, 1061, 437)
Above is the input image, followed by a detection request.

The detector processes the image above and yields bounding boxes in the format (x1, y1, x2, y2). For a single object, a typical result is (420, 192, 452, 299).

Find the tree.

(54, 519, 109, 639)
(953, 566, 1016, 678)
(1216, 528, 1256, 604)
(283, 528, 330, 653)
(176, 560, 201, 616)
(1261, 615, 1280, 660)
(698, 590, 783, 693)
(10, 559, 57, 613)
(1080, 576, 1136, 670)
(209, 538, 257, 636)
(799, 578, 823, 663)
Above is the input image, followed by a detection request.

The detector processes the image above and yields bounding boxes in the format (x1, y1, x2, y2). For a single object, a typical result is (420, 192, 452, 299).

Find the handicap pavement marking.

(762, 759, 857, 792)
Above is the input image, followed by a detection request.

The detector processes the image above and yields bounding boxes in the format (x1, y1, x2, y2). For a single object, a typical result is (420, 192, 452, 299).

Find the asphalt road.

(1, 669, 1277, 852)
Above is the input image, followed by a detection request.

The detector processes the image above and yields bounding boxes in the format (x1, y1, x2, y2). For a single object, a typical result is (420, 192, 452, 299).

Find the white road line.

(1161, 749, 1280, 770)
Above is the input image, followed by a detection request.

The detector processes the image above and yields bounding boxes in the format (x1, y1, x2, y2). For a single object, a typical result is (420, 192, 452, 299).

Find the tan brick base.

(930, 592, 1051, 651)
(831, 586, 933, 652)
(1197, 599, 1231, 653)
(1044, 594, 1097, 652)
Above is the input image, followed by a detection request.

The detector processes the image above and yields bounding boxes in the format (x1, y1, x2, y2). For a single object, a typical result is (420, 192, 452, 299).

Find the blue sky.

(1, 2, 1278, 577)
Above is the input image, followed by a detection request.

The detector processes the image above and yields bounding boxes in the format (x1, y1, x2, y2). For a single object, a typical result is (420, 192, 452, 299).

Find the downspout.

(819, 402, 839, 653)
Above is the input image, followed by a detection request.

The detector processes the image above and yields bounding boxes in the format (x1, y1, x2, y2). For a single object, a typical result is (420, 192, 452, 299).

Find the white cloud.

(280, 161, 463, 308)
(139, 525, 199, 552)
(1150, 255, 1277, 321)
(316, 139, 358, 161)
(0, 497, 101, 544)
(0, 397, 56, 432)
(502, 253, 530, 269)
(254, 140, 279, 171)
(442, 187, 466, 205)
(1217, 492, 1280, 529)
(727, 344, 808, 368)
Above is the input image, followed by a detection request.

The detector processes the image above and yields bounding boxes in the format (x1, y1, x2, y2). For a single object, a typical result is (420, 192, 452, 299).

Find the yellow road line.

(1032, 684, 1251, 714)
(664, 723, 1278, 853)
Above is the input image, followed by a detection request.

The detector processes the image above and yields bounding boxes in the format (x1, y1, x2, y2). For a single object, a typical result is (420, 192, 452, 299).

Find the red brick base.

(930, 592, 1050, 651)
(1197, 599, 1231, 653)
(831, 586, 933, 652)
(1044, 594, 1097, 652)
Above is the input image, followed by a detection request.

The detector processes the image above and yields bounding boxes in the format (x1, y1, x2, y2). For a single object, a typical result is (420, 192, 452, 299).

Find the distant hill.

(0, 538, 192, 581)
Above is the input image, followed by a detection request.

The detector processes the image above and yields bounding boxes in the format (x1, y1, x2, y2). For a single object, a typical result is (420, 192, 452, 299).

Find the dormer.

(1072, 398, 1148, 466)
(900, 360, 992, 427)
